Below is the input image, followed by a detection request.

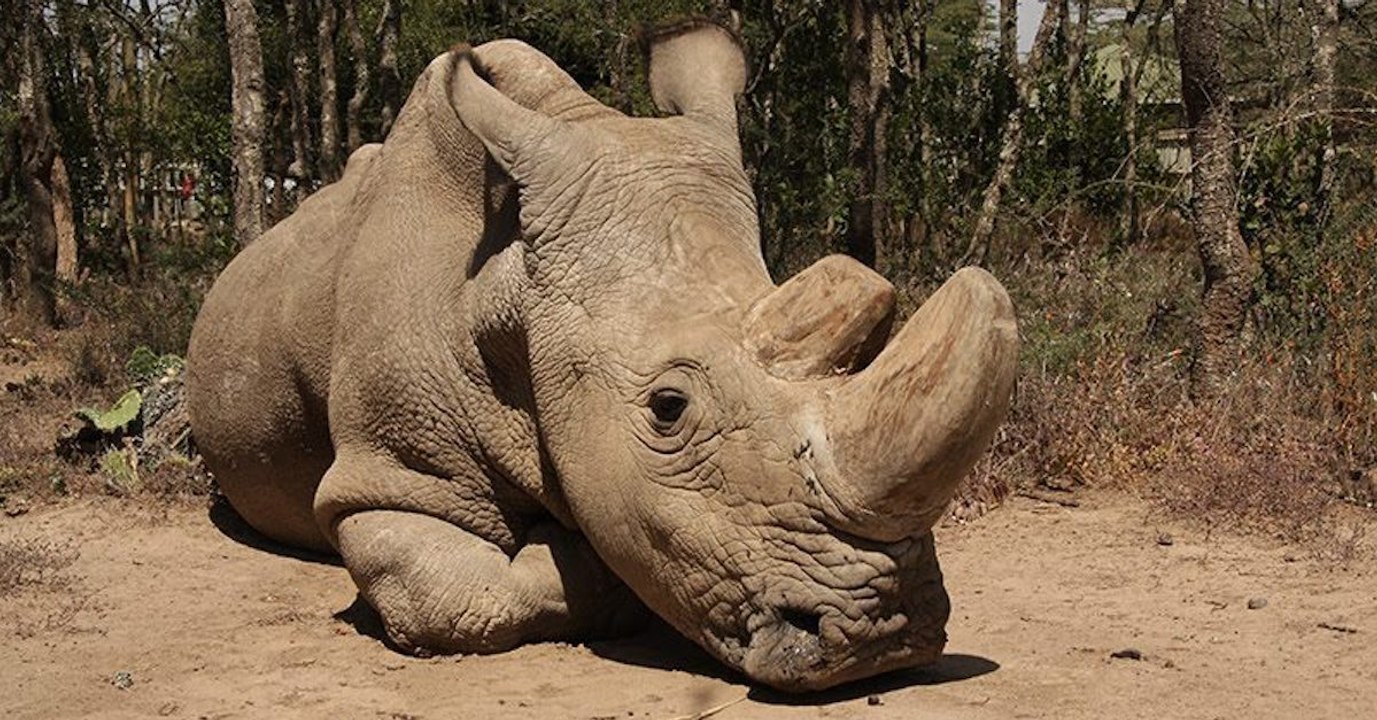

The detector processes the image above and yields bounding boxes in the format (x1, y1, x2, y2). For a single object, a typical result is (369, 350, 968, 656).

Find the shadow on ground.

(589, 620, 999, 702)
(747, 653, 1000, 704)
(588, 619, 743, 683)
(207, 494, 341, 567)
(333, 593, 396, 646)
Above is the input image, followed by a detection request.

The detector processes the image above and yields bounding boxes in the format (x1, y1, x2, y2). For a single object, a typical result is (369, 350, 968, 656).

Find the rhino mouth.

(742, 608, 930, 692)
(713, 531, 949, 692)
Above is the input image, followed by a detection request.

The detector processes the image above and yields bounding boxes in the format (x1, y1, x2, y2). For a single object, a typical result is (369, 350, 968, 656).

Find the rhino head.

(455, 23, 1018, 691)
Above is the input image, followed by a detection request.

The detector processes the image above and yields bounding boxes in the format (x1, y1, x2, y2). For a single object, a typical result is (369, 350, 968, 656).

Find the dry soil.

(2, 492, 1373, 720)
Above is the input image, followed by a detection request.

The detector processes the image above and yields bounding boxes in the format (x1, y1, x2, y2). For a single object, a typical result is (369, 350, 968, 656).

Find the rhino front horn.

(820, 267, 1019, 542)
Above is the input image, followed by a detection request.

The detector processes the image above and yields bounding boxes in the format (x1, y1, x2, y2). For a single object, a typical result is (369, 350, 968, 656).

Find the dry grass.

(949, 239, 1375, 561)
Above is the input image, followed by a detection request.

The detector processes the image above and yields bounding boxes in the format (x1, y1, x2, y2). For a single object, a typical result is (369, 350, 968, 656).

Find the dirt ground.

(2, 492, 1372, 720)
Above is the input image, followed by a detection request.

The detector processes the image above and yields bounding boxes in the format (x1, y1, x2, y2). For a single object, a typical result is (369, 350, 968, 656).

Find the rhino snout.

(727, 532, 949, 693)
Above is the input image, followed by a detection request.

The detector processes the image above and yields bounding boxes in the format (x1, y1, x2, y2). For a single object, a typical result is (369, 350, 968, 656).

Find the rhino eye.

(649, 390, 689, 432)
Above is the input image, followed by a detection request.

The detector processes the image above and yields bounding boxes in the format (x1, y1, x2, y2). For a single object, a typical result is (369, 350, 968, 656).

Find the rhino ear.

(640, 20, 747, 135)
(468, 40, 619, 124)
(450, 43, 611, 183)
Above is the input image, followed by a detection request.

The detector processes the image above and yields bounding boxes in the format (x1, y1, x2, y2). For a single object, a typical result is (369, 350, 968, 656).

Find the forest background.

(2, 0, 1374, 545)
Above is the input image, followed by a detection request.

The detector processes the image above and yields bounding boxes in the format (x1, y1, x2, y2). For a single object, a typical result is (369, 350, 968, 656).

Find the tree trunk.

(1175, 0, 1259, 394)
(318, 0, 341, 182)
(343, 0, 370, 152)
(0, 129, 14, 314)
(999, 0, 1017, 72)
(75, 29, 110, 236)
(1312, 0, 1338, 213)
(285, 0, 315, 192)
(52, 154, 77, 285)
(996, 0, 1017, 124)
(271, 91, 291, 224)
(225, 0, 267, 247)
(844, 0, 891, 269)
(137, 0, 157, 251)
(377, 0, 402, 137)
(967, 0, 1060, 263)
(121, 32, 141, 276)
(894, 0, 932, 257)
(1065, 0, 1089, 183)
(103, 24, 128, 256)
(15, 0, 59, 327)
(1119, 0, 1145, 248)
(915, 0, 930, 174)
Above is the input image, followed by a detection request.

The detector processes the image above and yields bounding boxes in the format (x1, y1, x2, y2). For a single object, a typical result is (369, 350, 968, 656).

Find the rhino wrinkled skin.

(186, 22, 1019, 692)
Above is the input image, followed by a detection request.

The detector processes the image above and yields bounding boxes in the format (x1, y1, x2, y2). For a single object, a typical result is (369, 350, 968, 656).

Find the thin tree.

(13, 0, 60, 326)
(377, 0, 402, 137)
(119, 27, 141, 272)
(844, 0, 892, 269)
(1312, 0, 1338, 214)
(1119, 0, 1147, 247)
(967, 0, 1061, 263)
(52, 154, 77, 293)
(892, 0, 932, 253)
(1175, 0, 1260, 393)
(225, 0, 267, 246)
(285, 0, 315, 190)
(999, 0, 1017, 77)
(318, 0, 341, 182)
(1064, 0, 1089, 186)
(342, 0, 370, 153)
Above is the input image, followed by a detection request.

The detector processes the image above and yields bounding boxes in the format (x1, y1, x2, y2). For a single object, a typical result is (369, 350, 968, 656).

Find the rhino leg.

(336, 510, 646, 655)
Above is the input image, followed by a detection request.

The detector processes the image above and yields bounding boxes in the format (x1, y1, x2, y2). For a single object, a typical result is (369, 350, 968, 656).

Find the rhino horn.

(820, 267, 1019, 542)
(641, 20, 746, 136)
(743, 255, 896, 379)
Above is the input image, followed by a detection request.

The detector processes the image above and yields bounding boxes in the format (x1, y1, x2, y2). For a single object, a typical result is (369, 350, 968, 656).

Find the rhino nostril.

(779, 607, 822, 637)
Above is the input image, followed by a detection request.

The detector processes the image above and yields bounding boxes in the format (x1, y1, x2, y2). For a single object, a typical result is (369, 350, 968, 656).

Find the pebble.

(867, 694, 883, 706)
(112, 671, 134, 690)
(1248, 597, 1269, 610)
(1110, 648, 1144, 661)
(1156, 533, 1174, 546)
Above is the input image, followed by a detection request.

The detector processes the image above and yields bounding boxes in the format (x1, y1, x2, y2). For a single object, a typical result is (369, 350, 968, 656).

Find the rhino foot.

(337, 510, 647, 655)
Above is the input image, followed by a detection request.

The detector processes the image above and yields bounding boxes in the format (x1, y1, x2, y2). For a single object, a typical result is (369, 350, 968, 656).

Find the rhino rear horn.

(744, 255, 895, 379)
(640, 20, 746, 135)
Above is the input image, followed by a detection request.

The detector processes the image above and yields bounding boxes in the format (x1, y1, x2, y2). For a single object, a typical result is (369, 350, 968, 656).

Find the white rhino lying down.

(187, 21, 1017, 692)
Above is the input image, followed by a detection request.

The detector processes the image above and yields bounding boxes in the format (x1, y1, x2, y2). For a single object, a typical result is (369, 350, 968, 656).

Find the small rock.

(1247, 597, 1268, 610)
(1110, 648, 1143, 661)
(1156, 533, 1174, 546)
(4, 500, 29, 517)
(867, 694, 883, 706)
(112, 671, 134, 690)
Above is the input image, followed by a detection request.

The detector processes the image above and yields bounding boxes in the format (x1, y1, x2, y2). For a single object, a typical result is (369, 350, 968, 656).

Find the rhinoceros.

(186, 21, 1018, 692)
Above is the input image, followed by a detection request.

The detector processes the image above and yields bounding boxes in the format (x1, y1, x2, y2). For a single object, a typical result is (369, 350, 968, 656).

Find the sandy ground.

(2, 492, 1373, 720)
